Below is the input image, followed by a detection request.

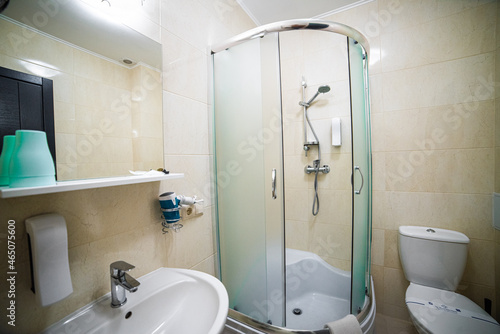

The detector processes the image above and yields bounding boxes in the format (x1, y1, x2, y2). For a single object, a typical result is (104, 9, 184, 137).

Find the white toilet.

(398, 226, 500, 334)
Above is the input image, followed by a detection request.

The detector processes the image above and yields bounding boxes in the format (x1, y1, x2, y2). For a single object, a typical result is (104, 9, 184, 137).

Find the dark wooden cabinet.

(0, 66, 56, 165)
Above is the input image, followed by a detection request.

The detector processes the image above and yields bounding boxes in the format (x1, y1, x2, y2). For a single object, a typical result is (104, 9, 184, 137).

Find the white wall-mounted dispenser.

(25, 213, 73, 306)
(332, 117, 342, 146)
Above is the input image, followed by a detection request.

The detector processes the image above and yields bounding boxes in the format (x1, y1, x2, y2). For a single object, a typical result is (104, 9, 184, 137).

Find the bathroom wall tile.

(132, 111, 163, 139)
(303, 49, 349, 87)
(368, 74, 383, 115)
(384, 148, 494, 194)
(459, 282, 496, 317)
(132, 137, 163, 165)
(161, 29, 208, 103)
(371, 191, 387, 230)
(279, 31, 305, 61)
(371, 265, 385, 305)
(384, 229, 401, 269)
(160, 155, 212, 206)
(197, 0, 255, 38)
(281, 89, 304, 124)
(310, 223, 352, 262)
(54, 101, 76, 134)
(280, 56, 305, 92)
(73, 49, 115, 85)
(308, 189, 352, 227)
(378, 101, 495, 153)
(383, 268, 409, 308)
(372, 153, 386, 192)
(381, 53, 495, 112)
(163, 91, 209, 155)
(284, 186, 310, 222)
(376, 192, 494, 241)
(381, 2, 496, 72)
(462, 239, 495, 287)
(422, 100, 495, 150)
(370, 113, 385, 153)
(191, 254, 217, 276)
(285, 220, 310, 252)
(376, 0, 494, 35)
(161, 0, 248, 54)
(161, 0, 212, 52)
(283, 154, 310, 190)
(0, 18, 74, 74)
(167, 206, 215, 269)
(123, 6, 161, 44)
(317, 153, 352, 191)
(372, 229, 385, 267)
(283, 122, 306, 157)
(323, 257, 351, 272)
(52, 71, 75, 104)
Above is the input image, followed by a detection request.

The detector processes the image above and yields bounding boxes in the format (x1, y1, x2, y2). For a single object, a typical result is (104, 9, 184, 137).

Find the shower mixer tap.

(305, 160, 330, 174)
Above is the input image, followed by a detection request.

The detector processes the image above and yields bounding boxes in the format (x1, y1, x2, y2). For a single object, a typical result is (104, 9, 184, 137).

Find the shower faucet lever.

(304, 164, 330, 174)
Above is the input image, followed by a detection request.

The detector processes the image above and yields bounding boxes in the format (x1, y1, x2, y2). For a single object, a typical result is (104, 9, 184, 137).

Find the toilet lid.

(406, 283, 500, 334)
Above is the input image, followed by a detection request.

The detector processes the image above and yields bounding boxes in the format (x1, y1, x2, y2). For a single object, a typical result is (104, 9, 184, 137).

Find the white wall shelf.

(0, 173, 184, 199)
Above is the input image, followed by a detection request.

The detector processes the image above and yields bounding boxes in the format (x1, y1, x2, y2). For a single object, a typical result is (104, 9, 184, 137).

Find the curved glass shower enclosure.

(211, 20, 373, 333)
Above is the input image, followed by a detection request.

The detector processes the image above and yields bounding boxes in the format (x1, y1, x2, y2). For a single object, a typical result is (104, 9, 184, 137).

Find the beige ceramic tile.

(167, 206, 215, 269)
(381, 52, 495, 112)
(284, 186, 310, 222)
(462, 239, 495, 287)
(310, 223, 352, 262)
(371, 265, 385, 305)
(384, 229, 401, 269)
(191, 254, 217, 276)
(161, 29, 208, 103)
(384, 148, 494, 194)
(285, 220, 310, 251)
(163, 92, 209, 155)
(459, 282, 496, 318)
(376, 192, 493, 241)
(308, 188, 352, 226)
(372, 229, 385, 267)
(0, 18, 74, 74)
(381, 2, 496, 72)
(383, 267, 409, 308)
(160, 155, 212, 206)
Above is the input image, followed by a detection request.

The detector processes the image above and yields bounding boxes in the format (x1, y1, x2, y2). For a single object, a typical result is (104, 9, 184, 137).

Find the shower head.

(318, 85, 331, 93)
(305, 85, 331, 105)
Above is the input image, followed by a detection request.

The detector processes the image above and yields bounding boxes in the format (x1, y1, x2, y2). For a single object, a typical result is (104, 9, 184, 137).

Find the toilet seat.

(405, 283, 500, 334)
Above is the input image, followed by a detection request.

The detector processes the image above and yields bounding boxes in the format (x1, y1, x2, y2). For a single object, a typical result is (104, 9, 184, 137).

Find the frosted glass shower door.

(213, 33, 285, 326)
(349, 37, 372, 315)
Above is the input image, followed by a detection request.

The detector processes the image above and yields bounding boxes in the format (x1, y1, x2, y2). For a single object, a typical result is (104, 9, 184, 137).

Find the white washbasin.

(42, 268, 229, 334)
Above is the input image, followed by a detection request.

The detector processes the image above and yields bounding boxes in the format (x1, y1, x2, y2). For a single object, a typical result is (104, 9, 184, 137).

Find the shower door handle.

(271, 168, 277, 199)
(354, 166, 364, 195)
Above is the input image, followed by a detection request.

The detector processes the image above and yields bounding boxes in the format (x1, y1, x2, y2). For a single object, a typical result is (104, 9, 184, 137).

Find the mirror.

(0, 0, 163, 181)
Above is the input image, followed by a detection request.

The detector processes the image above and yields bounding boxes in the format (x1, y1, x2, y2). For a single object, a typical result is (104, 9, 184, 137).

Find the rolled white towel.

(324, 314, 362, 334)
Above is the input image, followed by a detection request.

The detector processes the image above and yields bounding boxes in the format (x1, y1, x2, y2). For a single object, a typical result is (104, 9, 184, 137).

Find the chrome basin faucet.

(110, 261, 140, 308)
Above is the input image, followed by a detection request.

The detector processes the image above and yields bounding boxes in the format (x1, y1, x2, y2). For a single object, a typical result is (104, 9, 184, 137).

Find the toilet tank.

(398, 226, 469, 291)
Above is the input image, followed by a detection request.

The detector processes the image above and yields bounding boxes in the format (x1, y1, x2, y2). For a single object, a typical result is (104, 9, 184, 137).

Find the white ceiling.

(236, 0, 372, 25)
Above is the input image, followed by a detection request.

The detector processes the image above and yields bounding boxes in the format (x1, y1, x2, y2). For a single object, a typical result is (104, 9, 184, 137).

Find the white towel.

(324, 314, 362, 334)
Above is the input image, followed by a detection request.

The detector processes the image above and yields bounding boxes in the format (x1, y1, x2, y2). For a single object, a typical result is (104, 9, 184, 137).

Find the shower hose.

(312, 166, 319, 216)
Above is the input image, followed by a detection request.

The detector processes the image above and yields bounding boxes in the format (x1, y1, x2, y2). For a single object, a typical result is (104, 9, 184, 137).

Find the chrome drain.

(292, 308, 302, 315)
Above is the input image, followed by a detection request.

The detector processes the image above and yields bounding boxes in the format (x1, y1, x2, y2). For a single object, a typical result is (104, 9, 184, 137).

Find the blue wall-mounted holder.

(159, 192, 182, 233)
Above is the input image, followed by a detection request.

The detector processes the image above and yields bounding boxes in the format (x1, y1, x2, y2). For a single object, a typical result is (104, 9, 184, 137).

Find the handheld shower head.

(305, 85, 331, 105)
(318, 85, 331, 93)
